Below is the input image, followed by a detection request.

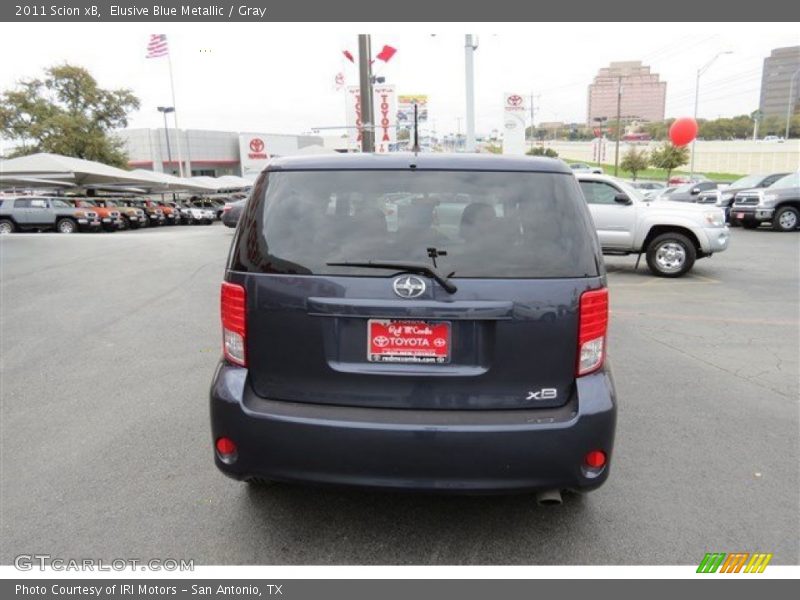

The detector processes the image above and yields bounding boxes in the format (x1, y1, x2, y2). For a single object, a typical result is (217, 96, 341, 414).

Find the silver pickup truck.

(0, 196, 101, 234)
(575, 173, 730, 277)
(729, 172, 800, 232)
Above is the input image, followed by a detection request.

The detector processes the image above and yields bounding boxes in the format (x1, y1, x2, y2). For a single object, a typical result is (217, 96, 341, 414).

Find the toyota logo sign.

(507, 95, 523, 107)
(392, 275, 426, 299)
(249, 138, 265, 153)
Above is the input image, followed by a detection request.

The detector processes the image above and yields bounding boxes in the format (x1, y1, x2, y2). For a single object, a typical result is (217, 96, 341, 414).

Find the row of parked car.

(0, 196, 241, 234)
(628, 171, 800, 232)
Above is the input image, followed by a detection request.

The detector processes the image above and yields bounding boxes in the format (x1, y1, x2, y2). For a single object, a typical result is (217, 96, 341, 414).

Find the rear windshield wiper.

(326, 260, 458, 294)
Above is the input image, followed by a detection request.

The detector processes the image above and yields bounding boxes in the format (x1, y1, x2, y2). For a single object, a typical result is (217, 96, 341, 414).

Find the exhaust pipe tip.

(536, 489, 563, 506)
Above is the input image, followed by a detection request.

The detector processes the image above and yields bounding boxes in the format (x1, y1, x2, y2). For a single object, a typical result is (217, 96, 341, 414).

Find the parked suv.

(174, 201, 215, 225)
(148, 200, 180, 225)
(63, 198, 122, 232)
(730, 172, 800, 231)
(210, 153, 616, 500)
(92, 198, 146, 229)
(576, 173, 730, 277)
(189, 197, 225, 219)
(0, 196, 101, 233)
(221, 198, 246, 228)
(697, 172, 789, 222)
(120, 199, 164, 226)
(659, 181, 725, 204)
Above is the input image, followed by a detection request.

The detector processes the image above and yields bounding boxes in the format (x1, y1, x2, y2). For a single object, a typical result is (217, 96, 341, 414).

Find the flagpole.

(166, 50, 185, 178)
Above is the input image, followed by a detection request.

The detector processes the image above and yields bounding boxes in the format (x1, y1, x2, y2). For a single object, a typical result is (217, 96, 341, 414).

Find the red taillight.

(577, 288, 608, 376)
(223, 205, 232, 213)
(584, 450, 607, 469)
(215, 437, 238, 464)
(216, 437, 237, 455)
(221, 282, 247, 366)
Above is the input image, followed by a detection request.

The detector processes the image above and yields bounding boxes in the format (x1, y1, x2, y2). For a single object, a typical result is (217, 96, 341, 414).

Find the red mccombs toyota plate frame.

(367, 319, 451, 364)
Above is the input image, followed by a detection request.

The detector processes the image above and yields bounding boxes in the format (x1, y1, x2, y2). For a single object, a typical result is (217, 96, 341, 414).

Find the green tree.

(641, 119, 672, 141)
(526, 146, 558, 158)
(619, 146, 650, 180)
(0, 64, 140, 166)
(649, 142, 690, 181)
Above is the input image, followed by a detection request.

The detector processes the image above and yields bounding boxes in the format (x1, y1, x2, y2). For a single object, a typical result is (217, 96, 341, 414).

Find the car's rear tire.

(0, 219, 15, 234)
(772, 206, 799, 232)
(56, 218, 78, 234)
(645, 232, 696, 277)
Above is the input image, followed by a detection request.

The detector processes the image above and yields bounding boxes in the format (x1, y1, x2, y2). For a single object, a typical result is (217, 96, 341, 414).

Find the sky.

(0, 22, 797, 140)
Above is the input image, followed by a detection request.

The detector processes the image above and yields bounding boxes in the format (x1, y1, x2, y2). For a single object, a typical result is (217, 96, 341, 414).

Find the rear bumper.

(209, 362, 617, 493)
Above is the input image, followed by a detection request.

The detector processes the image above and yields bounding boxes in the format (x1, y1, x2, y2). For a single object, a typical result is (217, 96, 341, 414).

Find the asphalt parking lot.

(0, 224, 798, 566)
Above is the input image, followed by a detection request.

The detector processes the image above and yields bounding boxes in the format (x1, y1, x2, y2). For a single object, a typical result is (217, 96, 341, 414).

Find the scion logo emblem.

(526, 388, 557, 401)
(249, 138, 265, 152)
(393, 275, 426, 299)
(507, 94, 523, 106)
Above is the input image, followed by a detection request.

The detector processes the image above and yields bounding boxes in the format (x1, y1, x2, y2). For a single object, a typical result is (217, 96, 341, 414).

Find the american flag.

(146, 34, 169, 59)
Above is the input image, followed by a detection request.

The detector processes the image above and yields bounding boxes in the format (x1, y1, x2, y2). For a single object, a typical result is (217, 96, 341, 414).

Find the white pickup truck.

(575, 173, 730, 277)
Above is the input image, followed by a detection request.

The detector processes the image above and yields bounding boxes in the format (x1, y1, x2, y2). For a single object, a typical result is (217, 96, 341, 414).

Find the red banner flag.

(376, 45, 397, 62)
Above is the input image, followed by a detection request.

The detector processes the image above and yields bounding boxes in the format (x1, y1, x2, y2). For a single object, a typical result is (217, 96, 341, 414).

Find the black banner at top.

(1, 0, 799, 21)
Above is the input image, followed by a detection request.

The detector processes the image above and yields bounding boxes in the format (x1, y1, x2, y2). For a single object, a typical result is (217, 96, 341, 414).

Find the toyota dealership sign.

(345, 84, 397, 153)
(503, 92, 528, 155)
(239, 134, 271, 178)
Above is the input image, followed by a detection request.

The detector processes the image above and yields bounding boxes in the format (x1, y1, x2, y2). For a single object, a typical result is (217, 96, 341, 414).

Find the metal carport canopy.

(0, 153, 217, 192)
(126, 169, 218, 192)
(0, 153, 157, 186)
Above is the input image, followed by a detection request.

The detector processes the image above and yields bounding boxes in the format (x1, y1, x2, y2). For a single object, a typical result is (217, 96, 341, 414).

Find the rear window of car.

(234, 170, 599, 279)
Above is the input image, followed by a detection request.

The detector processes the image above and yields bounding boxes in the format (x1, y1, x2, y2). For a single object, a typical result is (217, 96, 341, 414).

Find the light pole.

(785, 68, 800, 140)
(528, 92, 540, 149)
(465, 34, 478, 152)
(690, 51, 732, 176)
(357, 34, 375, 153)
(157, 106, 175, 173)
(613, 76, 622, 177)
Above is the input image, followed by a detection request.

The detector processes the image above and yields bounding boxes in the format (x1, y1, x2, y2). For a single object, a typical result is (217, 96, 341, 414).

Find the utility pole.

(613, 76, 622, 177)
(157, 106, 174, 173)
(528, 92, 540, 148)
(358, 34, 375, 153)
(465, 34, 477, 152)
(691, 51, 732, 176)
(752, 110, 761, 141)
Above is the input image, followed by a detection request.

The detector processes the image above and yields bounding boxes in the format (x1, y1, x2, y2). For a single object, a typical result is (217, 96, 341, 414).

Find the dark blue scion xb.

(210, 152, 617, 500)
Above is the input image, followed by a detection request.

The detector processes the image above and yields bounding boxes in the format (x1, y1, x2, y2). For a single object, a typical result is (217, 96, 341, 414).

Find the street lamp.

(690, 51, 733, 176)
(465, 34, 478, 153)
(785, 68, 800, 140)
(157, 106, 175, 173)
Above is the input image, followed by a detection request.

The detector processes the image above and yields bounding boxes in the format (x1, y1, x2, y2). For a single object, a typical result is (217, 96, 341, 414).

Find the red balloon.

(669, 117, 698, 146)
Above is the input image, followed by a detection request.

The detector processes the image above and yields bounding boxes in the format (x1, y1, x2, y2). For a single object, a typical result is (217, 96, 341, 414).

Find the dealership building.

(113, 128, 343, 180)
